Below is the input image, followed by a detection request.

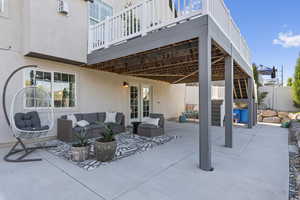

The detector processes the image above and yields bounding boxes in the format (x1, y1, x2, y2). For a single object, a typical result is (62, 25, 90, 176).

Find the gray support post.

(198, 28, 212, 171)
(225, 55, 233, 148)
(248, 78, 254, 128)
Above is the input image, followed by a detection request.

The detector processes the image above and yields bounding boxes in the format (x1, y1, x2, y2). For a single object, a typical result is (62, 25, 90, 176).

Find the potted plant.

(94, 125, 117, 162)
(71, 128, 90, 162)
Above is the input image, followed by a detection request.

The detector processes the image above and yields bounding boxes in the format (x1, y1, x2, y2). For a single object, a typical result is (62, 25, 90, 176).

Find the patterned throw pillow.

(76, 120, 90, 127)
(67, 114, 77, 128)
(104, 112, 117, 123)
(142, 118, 160, 127)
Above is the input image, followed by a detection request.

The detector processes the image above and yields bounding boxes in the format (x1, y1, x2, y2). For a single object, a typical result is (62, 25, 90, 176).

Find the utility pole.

(282, 65, 284, 86)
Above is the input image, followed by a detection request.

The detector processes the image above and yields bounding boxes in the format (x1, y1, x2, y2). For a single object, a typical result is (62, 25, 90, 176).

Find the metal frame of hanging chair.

(2, 65, 56, 162)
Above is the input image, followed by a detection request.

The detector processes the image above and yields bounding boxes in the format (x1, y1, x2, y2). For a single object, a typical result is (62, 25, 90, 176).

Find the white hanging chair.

(10, 86, 54, 139)
(3, 65, 56, 162)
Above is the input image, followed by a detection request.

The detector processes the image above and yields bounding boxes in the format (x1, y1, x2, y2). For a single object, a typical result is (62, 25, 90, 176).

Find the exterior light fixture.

(123, 82, 129, 88)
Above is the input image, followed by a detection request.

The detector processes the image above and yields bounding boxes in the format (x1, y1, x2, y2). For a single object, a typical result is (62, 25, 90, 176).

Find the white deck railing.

(89, 0, 251, 66)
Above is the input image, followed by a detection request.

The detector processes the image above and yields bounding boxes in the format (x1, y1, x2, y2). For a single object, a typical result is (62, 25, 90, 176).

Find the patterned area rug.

(43, 133, 179, 171)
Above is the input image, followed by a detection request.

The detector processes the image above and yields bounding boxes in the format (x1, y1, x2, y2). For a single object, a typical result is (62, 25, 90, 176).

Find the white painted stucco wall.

(0, 51, 185, 144)
(0, 0, 186, 145)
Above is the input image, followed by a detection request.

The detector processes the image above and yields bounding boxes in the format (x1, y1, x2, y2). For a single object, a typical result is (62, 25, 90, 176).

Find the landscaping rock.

(289, 113, 297, 120)
(258, 114, 263, 122)
(278, 111, 289, 119)
(263, 116, 281, 123)
(261, 110, 277, 118)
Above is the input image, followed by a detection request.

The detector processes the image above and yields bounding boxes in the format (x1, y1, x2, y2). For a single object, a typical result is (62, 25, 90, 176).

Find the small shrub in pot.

(71, 128, 90, 162)
(95, 125, 117, 162)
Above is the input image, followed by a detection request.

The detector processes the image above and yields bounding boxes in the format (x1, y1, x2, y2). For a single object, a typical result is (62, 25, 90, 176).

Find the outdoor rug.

(41, 133, 179, 171)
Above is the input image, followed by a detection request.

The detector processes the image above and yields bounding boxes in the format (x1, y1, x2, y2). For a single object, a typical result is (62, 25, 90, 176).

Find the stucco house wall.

(0, 0, 185, 145)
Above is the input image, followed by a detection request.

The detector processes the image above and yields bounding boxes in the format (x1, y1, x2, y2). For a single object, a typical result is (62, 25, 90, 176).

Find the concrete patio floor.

(0, 122, 288, 200)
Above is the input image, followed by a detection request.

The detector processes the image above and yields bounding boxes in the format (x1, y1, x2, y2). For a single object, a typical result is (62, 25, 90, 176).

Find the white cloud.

(273, 31, 300, 48)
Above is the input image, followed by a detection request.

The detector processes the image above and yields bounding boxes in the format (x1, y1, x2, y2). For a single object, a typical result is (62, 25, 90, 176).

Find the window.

(0, 0, 4, 13)
(130, 86, 139, 119)
(24, 69, 76, 108)
(89, 0, 113, 25)
(142, 87, 151, 118)
(53, 72, 75, 108)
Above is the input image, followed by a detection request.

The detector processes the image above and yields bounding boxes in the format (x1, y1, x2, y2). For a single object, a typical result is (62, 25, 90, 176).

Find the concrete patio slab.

(0, 122, 288, 200)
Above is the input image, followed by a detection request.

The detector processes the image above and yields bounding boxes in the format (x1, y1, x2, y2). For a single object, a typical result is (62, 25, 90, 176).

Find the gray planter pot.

(71, 146, 89, 162)
(95, 140, 117, 162)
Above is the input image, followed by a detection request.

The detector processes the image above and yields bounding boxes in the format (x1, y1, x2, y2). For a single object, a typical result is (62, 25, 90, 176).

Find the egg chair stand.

(2, 65, 56, 162)
(4, 137, 56, 162)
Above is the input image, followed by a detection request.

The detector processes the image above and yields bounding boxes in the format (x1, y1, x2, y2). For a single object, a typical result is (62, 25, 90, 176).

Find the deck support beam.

(247, 77, 254, 128)
(225, 55, 233, 148)
(198, 28, 213, 171)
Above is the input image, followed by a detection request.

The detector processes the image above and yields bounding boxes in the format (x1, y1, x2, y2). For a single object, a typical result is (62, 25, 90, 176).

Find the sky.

(224, 0, 300, 84)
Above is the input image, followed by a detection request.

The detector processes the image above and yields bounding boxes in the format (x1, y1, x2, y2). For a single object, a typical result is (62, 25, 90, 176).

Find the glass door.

(130, 85, 140, 122)
(141, 85, 152, 121)
(129, 84, 152, 122)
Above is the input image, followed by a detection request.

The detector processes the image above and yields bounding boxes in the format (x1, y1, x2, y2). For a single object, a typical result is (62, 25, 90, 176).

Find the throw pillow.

(77, 120, 90, 127)
(143, 118, 160, 127)
(105, 112, 117, 123)
(67, 114, 77, 128)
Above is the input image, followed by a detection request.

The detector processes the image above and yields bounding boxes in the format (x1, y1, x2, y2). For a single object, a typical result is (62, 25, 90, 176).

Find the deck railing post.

(104, 16, 110, 48)
(142, 0, 148, 36)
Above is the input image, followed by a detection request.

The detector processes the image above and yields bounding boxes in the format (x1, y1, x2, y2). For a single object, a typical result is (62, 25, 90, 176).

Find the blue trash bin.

(233, 109, 241, 123)
(240, 109, 249, 123)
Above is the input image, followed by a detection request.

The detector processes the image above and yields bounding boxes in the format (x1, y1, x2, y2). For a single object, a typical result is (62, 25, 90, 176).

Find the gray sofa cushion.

(82, 113, 98, 124)
(74, 114, 83, 121)
(14, 111, 42, 130)
(116, 113, 123, 124)
(98, 112, 106, 122)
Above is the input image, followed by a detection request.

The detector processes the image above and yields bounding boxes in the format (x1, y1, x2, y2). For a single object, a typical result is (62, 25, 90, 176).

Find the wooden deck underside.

(85, 38, 250, 99)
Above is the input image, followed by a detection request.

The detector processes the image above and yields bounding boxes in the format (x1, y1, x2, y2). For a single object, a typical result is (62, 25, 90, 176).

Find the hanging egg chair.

(2, 65, 56, 162)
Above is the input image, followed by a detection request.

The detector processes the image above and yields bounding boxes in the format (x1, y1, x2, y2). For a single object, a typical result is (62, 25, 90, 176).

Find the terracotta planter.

(71, 145, 89, 162)
(95, 140, 117, 162)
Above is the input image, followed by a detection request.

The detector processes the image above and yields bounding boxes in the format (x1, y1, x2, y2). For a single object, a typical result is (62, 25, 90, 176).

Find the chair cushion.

(138, 123, 158, 129)
(14, 111, 42, 130)
(21, 125, 49, 131)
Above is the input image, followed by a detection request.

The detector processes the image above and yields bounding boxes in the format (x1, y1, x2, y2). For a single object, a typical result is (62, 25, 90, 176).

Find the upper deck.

(88, 0, 251, 68)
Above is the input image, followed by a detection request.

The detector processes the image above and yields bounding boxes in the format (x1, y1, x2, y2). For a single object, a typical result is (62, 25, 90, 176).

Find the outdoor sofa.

(57, 112, 125, 143)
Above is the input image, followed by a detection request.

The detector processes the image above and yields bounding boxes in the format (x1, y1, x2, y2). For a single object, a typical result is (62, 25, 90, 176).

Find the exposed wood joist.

(244, 79, 248, 97)
(238, 79, 243, 99)
(172, 57, 225, 84)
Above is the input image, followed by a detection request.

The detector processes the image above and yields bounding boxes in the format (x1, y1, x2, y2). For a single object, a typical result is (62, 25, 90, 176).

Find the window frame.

(0, 0, 4, 13)
(23, 69, 77, 110)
